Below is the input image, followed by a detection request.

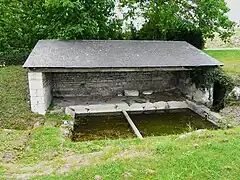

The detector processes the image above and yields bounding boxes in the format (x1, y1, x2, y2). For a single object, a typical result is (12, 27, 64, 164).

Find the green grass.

(205, 50, 240, 77)
(0, 66, 44, 129)
(1, 126, 240, 179)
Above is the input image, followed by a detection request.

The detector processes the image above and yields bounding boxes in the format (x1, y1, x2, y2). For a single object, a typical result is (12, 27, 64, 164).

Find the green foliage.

(0, 0, 236, 64)
(121, 0, 235, 49)
(45, 113, 73, 123)
(190, 67, 234, 92)
(0, 0, 117, 65)
(2, 126, 240, 179)
(189, 67, 235, 111)
(141, 26, 205, 49)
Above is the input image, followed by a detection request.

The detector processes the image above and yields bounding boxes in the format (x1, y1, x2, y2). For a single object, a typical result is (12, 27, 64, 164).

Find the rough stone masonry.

(28, 70, 213, 115)
(51, 71, 177, 97)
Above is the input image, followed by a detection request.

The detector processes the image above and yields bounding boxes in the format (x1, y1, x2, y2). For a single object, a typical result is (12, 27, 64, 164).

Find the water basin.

(129, 109, 216, 137)
(72, 109, 217, 141)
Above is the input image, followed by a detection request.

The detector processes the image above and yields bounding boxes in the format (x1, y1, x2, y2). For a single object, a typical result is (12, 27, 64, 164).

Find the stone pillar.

(28, 72, 52, 115)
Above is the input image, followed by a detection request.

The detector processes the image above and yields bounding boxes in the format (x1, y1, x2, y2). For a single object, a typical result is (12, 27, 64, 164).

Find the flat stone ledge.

(116, 102, 130, 111)
(142, 90, 153, 95)
(141, 102, 155, 111)
(124, 90, 139, 97)
(167, 101, 189, 109)
(129, 103, 144, 111)
(153, 101, 167, 110)
(70, 104, 119, 114)
(68, 101, 190, 115)
(88, 104, 117, 113)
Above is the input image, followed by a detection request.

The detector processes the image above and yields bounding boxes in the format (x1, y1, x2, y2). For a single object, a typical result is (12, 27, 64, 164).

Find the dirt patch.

(2, 150, 104, 179)
(2, 148, 152, 179)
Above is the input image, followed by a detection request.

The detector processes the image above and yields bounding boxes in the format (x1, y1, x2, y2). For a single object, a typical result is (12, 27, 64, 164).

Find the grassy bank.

(1, 126, 240, 179)
(0, 66, 43, 129)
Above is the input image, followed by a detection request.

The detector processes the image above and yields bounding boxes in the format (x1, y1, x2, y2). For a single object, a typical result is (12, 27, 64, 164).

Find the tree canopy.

(120, 0, 235, 48)
(0, 0, 235, 65)
(0, 0, 118, 65)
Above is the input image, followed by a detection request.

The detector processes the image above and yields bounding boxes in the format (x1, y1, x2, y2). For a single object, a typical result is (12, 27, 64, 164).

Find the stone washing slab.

(141, 102, 155, 111)
(69, 101, 190, 115)
(88, 104, 118, 113)
(153, 101, 168, 110)
(116, 102, 130, 111)
(71, 104, 119, 114)
(167, 101, 189, 109)
(128, 103, 144, 111)
(124, 90, 139, 97)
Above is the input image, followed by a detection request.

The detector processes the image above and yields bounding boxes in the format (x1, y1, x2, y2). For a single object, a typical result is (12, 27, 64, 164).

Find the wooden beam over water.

(122, 110, 143, 139)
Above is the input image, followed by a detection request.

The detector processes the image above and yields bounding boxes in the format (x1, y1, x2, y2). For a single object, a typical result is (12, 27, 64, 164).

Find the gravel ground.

(221, 105, 240, 126)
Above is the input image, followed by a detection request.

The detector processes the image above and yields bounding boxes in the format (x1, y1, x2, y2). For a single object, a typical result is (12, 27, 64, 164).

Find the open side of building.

(23, 40, 223, 115)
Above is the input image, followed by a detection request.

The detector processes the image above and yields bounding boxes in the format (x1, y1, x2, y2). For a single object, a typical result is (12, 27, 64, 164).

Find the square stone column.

(28, 72, 52, 115)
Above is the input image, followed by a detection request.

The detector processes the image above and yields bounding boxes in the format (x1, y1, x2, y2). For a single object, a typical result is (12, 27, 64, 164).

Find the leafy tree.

(0, 0, 236, 65)
(120, 0, 235, 48)
(0, 0, 118, 65)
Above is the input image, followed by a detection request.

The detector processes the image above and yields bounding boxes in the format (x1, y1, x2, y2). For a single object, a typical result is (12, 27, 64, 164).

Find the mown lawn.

(0, 50, 240, 179)
(205, 50, 240, 77)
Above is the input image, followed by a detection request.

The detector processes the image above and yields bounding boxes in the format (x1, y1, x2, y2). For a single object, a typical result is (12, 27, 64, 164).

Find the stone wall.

(28, 72, 52, 115)
(177, 72, 213, 107)
(52, 71, 178, 97)
(28, 69, 215, 115)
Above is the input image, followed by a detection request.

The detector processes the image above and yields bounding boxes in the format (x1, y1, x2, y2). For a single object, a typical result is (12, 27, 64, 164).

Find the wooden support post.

(122, 110, 143, 139)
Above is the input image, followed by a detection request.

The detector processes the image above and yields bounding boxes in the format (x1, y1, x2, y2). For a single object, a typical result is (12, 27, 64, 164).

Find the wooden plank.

(122, 110, 143, 139)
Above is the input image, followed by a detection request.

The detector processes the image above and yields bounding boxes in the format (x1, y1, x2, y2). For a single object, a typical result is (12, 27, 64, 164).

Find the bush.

(0, 49, 30, 66)
(190, 67, 235, 111)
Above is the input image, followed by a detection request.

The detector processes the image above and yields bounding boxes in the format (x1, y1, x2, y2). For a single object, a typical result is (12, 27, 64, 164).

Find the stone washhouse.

(23, 40, 223, 115)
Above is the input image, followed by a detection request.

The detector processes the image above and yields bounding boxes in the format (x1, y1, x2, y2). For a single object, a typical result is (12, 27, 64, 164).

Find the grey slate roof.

(23, 40, 223, 68)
